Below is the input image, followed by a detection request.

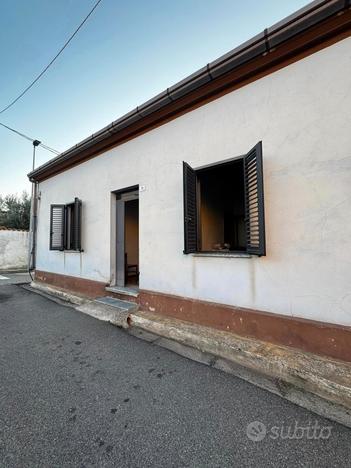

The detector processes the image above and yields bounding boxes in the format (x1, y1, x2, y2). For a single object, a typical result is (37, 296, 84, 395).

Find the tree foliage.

(0, 192, 31, 230)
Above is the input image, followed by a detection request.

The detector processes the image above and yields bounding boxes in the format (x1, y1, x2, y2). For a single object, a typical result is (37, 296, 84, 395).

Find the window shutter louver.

(50, 205, 65, 250)
(244, 141, 266, 256)
(183, 161, 198, 254)
(73, 198, 82, 251)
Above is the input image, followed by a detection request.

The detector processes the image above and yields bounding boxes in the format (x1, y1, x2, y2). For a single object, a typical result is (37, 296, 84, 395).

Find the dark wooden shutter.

(50, 205, 65, 250)
(183, 161, 198, 254)
(244, 141, 266, 256)
(73, 198, 82, 251)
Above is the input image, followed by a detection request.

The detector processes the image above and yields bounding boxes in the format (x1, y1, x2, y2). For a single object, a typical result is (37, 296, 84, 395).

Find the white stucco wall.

(0, 230, 29, 271)
(36, 37, 351, 326)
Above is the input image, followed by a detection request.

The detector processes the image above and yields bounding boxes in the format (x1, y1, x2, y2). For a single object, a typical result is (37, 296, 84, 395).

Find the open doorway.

(116, 188, 139, 288)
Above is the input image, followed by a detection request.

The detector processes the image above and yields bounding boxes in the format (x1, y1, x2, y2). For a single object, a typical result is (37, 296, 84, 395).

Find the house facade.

(29, 0, 351, 363)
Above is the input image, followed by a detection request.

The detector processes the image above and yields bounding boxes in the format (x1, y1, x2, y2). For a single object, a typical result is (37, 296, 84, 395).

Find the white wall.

(36, 37, 351, 326)
(0, 230, 29, 271)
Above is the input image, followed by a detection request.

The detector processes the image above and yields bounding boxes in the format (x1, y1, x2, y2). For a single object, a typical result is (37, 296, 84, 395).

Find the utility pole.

(29, 140, 41, 274)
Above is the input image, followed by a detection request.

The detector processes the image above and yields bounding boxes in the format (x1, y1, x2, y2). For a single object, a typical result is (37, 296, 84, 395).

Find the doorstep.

(105, 285, 139, 302)
(95, 296, 138, 313)
(76, 296, 139, 328)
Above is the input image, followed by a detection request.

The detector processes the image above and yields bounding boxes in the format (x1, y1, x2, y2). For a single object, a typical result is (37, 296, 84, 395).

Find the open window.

(50, 198, 82, 251)
(183, 142, 265, 256)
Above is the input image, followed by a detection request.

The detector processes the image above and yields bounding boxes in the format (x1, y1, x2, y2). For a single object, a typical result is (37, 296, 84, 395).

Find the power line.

(40, 143, 60, 155)
(0, 121, 60, 155)
(0, 0, 103, 115)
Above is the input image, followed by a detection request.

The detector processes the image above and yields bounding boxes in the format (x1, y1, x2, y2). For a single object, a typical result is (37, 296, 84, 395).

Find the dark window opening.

(197, 159, 246, 252)
(50, 198, 82, 251)
(183, 142, 266, 256)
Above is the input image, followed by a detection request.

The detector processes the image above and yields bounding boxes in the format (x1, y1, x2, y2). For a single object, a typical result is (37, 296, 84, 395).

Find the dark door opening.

(124, 198, 139, 286)
(116, 189, 139, 288)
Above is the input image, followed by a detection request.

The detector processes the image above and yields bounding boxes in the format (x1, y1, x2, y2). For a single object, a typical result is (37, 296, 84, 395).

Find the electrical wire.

(40, 143, 60, 155)
(0, 0, 103, 115)
(0, 121, 60, 155)
(0, 121, 32, 142)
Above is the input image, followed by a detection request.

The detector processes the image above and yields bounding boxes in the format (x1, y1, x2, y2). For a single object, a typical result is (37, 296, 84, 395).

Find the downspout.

(28, 140, 41, 278)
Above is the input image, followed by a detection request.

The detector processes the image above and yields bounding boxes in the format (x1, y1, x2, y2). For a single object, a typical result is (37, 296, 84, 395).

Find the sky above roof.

(0, 0, 308, 195)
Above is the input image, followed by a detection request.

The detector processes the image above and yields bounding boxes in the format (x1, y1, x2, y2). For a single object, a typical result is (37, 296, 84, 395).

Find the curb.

(0, 269, 29, 274)
(29, 281, 86, 305)
(129, 311, 351, 428)
(28, 281, 130, 328)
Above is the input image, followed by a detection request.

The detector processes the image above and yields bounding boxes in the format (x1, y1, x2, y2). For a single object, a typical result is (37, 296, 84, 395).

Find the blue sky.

(0, 0, 308, 195)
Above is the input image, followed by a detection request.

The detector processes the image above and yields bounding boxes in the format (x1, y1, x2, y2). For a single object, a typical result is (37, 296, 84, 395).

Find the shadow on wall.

(0, 229, 29, 271)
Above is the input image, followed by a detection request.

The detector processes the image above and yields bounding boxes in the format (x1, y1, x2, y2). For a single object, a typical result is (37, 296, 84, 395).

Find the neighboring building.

(29, 0, 351, 363)
(0, 227, 29, 271)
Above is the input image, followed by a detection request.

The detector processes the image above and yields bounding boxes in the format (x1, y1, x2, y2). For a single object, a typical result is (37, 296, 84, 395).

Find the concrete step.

(105, 285, 139, 298)
(76, 296, 138, 328)
(105, 285, 139, 303)
(74, 296, 139, 328)
(94, 296, 139, 313)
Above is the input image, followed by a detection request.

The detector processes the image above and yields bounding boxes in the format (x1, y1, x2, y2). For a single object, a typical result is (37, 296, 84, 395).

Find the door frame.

(110, 185, 139, 287)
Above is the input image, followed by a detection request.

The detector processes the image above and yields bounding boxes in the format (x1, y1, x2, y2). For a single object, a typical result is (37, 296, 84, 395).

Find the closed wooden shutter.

(50, 205, 65, 250)
(244, 141, 266, 256)
(183, 161, 198, 254)
(73, 198, 82, 251)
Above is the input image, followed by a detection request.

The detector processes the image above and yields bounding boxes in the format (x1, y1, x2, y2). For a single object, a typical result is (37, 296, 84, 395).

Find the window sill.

(192, 252, 251, 258)
(63, 250, 83, 253)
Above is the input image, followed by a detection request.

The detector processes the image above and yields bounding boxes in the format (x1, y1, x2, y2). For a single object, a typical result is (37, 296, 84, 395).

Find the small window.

(183, 142, 266, 256)
(50, 198, 82, 251)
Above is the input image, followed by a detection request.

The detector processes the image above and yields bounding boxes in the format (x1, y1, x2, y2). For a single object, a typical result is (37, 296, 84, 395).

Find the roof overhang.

(28, 0, 351, 183)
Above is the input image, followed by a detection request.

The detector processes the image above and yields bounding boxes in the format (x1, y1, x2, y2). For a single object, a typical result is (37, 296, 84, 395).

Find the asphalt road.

(0, 272, 31, 285)
(0, 280, 350, 467)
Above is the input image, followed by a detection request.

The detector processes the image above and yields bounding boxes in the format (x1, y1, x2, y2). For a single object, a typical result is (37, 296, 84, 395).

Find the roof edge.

(29, 0, 351, 182)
